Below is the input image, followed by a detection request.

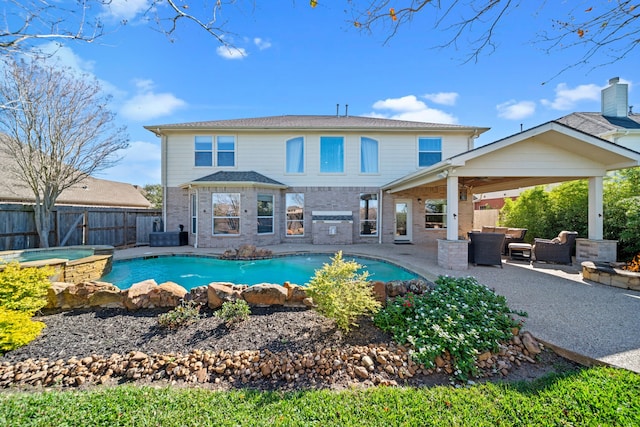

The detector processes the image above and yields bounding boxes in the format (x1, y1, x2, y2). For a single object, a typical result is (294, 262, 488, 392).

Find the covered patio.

(382, 121, 640, 270)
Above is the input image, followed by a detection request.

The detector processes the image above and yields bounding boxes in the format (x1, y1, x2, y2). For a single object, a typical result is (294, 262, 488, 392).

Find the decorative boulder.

(371, 281, 387, 306)
(186, 286, 209, 305)
(283, 282, 309, 305)
(46, 281, 123, 309)
(124, 279, 159, 310)
(242, 283, 288, 306)
(152, 281, 188, 307)
(207, 282, 246, 309)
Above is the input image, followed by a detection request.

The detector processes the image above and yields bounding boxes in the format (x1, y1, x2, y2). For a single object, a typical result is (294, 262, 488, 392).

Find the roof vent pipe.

(336, 104, 339, 116)
(345, 104, 349, 117)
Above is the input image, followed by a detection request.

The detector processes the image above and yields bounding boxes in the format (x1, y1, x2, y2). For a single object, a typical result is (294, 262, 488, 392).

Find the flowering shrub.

(306, 251, 381, 332)
(374, 275, 525, 380)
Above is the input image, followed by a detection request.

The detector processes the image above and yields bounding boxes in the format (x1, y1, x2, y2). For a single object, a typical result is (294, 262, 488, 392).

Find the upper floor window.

(212, 193, 240, 235)
(286, 137, 304, 173)
(195, 136, 213, 166)
(425, 199, 447, 229)
(360, 137, 379, 174)
(257, 194, 274, 234)
(217, 136, 235, 167)
(418, 137, 442, 167)
(194, 136, 235, 167)
(320, 136, 344, 173)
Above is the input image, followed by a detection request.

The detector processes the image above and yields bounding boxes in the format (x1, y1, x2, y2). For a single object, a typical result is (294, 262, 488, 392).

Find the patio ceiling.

(383, 121, 640, 195)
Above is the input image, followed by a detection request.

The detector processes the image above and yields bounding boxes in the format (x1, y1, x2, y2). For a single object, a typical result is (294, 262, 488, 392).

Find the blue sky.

(18, 1, 638, 186)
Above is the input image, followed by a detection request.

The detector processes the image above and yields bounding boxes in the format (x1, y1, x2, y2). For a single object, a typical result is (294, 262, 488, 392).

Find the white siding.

(164, 130, 474, 187)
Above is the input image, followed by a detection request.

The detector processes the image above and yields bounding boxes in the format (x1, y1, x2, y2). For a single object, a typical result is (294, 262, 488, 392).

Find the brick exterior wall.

(165, 184, 474, 249)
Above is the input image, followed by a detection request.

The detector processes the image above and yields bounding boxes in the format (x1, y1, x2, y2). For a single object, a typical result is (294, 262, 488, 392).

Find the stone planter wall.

(45, 278, 434, 312)
(581, 261, 640, 291)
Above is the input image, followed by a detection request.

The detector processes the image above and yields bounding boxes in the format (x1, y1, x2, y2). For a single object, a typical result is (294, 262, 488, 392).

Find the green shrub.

(215, 299, 251, 327)
(0, 308, 46, 353)
(0, 261, 52, 315)
(375, 275, 524, 380)
(305, 251, 381, 332)
(158, 300, 201, 330)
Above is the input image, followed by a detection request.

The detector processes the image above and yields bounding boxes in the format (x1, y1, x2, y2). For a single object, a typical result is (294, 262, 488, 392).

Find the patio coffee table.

(508, 242, 532, 261)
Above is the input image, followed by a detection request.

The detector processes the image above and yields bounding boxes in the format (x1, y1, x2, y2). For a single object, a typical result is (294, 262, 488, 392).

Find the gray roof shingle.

(192, 171, 286, 187)
(146, 115, 485, 132)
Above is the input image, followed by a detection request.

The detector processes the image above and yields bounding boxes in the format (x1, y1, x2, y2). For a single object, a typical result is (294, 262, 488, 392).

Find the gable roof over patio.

(383, 121, 640, 195)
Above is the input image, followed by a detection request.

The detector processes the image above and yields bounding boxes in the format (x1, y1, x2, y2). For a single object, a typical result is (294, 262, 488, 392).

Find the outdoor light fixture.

(459, 189, 467, 201)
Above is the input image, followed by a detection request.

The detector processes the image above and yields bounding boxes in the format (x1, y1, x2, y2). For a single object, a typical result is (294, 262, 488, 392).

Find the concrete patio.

(113, 243, 640, 374)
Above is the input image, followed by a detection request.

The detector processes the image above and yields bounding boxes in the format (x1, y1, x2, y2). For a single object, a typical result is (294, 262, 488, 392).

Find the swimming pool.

(101, 254, 420, 290)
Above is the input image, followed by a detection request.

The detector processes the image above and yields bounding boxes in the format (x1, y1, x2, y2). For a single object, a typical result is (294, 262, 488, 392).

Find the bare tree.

(344, 0, 640, 77)
(0, 0, 239, 55)
(0, 59, 129, 247)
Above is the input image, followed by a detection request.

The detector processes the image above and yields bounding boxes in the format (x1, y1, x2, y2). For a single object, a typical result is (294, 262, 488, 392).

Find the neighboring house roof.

(146, 115, 489, 134)
(0, 149, 152, 208)
(555, 112, 640, 136)
(187, 171, 287, 189)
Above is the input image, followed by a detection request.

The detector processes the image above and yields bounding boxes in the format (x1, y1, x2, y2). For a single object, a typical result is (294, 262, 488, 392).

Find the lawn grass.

(1, 366, 638, 426)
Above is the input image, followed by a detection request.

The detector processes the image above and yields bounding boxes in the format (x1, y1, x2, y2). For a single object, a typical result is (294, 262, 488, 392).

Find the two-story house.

(146, 78, 640, 269)
(145, 115, 487, 249)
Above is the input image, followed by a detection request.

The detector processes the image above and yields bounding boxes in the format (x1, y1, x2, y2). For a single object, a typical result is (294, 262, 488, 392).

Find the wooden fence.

(0, 204, 162, 251)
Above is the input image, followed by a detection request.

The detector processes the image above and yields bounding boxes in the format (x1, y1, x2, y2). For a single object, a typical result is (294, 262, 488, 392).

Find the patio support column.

(588, 176, 604, 240)
(576, 176, 617, 263)
(446, 175, 459, 240)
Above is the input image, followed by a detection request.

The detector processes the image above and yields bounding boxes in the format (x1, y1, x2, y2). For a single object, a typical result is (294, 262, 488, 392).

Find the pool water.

(102, 254, 420, 290)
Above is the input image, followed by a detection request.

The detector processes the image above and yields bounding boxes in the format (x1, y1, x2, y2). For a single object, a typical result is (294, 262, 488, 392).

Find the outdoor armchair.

(532, 231, 578, 265)
(469, 232, 505, 268)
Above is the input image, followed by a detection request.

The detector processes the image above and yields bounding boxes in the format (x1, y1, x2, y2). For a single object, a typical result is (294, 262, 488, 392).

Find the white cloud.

(540, 82, 601, 110)
(369, 95, 458, 124)
(98, 140, 161, 185)
(29, 42, 96, 73)
(496, 100, 536, 120)
(102, 0, 150, 21)
(120, 80, 186, 121)
(216, 46, 247, 60)
(423, 92, 459, 106)
(254, 38, 272, 50)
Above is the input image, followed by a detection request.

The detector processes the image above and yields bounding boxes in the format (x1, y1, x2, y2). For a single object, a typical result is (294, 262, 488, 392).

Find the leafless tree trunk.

(0, 59, 129, 247)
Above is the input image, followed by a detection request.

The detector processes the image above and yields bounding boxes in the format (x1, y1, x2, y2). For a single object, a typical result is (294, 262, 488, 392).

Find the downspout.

(194, 187, 199, 248)
(378, 188, 383, 244)
(160, 130, 168, 232)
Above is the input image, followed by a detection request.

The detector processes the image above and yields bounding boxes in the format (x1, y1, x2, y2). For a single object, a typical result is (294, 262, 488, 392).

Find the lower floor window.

(360, 193, 378, 235)
(286, 193, 304, 236)
(257, 194, 274, 234)
(212, 193, 240, 235)
(425, 199, 447, 228)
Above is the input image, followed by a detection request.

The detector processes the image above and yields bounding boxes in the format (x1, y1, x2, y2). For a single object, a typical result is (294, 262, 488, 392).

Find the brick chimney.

(601, 77, 628, 117)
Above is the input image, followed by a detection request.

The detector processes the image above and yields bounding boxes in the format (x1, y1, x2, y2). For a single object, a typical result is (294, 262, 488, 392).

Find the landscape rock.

(371, 281, 387, 305)
(185, 286, 208, 305)
(124, 279, 159, 310)
(521, 332, 542, 355)
(207, 282, 246, 309)
(152, 282, 188, 307)
(242, 283, 288, 306)
(46, 281, 123, 310)
(283, 282, 308, 305)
